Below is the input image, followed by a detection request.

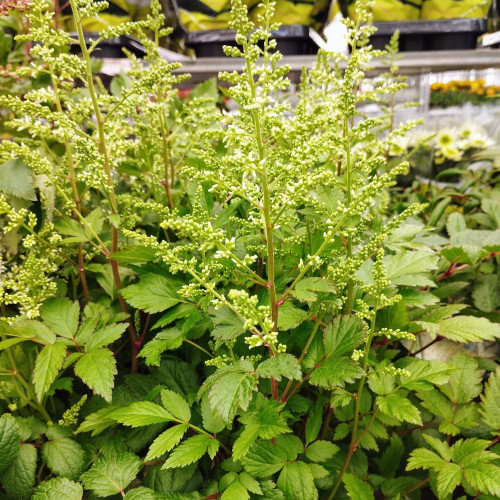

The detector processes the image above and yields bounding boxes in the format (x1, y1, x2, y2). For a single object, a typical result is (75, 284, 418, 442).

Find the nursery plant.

(1, 0, 500, 499)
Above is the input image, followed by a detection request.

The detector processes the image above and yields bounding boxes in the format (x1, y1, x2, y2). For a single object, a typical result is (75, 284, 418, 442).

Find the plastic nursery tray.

(69, 33, 146, 58)
(186, 25, 317, 57)
(371, 18, 487, 51)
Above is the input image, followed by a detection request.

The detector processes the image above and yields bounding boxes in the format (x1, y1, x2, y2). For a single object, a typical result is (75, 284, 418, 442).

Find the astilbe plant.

(1, 0, 500, 498)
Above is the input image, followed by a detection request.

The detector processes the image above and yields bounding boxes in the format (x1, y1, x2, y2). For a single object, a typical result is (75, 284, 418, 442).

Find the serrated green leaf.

(41, 438, 86, 480)
(406, 448, 446, 471)
(305, 398, 324, 445)
(305, 440, 339, 462)
(121, 273, 182, 314)
(438, 316, 500, 342)
(209, 306, 245, 340)
(145, 424, 189, 461)
(240, 441, 287, 477)
(463, 463, 500, 497)
(74, 348, 117, 402)
(323, 315, 366, 357)
(417, 390, 453, 420)
(277, 302, 308, 331)
(239, 472, 262, 494)
(291, 277, 335, 302)
(343, 472, 374, 500)
(153, 304, 199, 330)
(277, 462, 318, 500)
(1, 443, 37, 498)
(233, 425, 261, 461)
(80, 452, 141, 497)
(139, 328, 183, 366)
(33, 341, 66, 400)
(221, 478, 249, 500)
(142, 463, 199, 494)
(123, 487, 158, 500)
(441, 353, 482, 404)
(201, 395, 225, 434)
(481, 368, 500, 429)
(108, 246, 157, 265)
(108, 401, 174, 427)
(76, 407, 117, 436)
(0, 414, 20, 474)
(377, 393, 422, 425)
(0, 159, 36, 200)
(377, 434, 404, 477)
(209, 371, 258, 423)
(472, 275, 500, 313)
(162, 434, 213, 469)
(309, 356, 364, 389)
(423, 434, 452, 460)
(161, 389, 191, 422)
(41, 298, 80, 339)
(55, 218, 89, 244)
(85, 323, 127, 351)
(32, 477, 83, 500)
(398, 359, 454, 391)
(256, 353, 301, 381)
(437, 463, 462, 498)
(385, 251, 439, 287)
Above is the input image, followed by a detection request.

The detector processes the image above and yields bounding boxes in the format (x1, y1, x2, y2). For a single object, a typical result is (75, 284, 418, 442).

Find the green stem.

(69, 0, 138, 369)
(327, 299, 379, 500)
(183, 339, 214, 359)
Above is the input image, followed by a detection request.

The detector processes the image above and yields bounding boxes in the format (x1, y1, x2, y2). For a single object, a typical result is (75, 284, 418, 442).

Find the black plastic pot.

(186, 25, 317, 57)
(69, 33, 146, 58)
(371, 18, 487, 51)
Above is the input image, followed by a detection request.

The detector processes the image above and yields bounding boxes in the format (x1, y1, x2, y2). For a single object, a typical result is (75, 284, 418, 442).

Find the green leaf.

(323, 315, 366, 357)
(80, 452, 141, 497)
(41, 438, 86, 480)
(85, 323, 127, 351)
(377, 434, 404, 477)
(343, 473, 374, 500)
(438, 316, 500, 342)
(305, 398, 324, 445)
(406, 448, 446, 471)
(33, 341, 67, 400)
(145, 424, 189, 461)
(55, 218, 89, 244)
(153, 304, 199, 330)
(309, 357, 364, 389)
(446, 212, 467, 236)
(74, 348, 117, 402)
(41, 298, 80, 339)
(109, 246, 157, 265)
(1, 443, 37, 499)
(377, 393, 422, 425)
(121, 273, 182, 314)
(0, 414, 20, 474)
(398, 359, 454, 391)
(201, 395, 225, 434)
(417, 390, 453, 420)
(291, 277, 335, 302)
(437, 463, 463, 498)
(385, 251, 439, 287)
(0, 159, 36, 200)
(84, 207, 104, 238)
(234, 400, 290, 460)
(305, 440, 339, 462)
(441, 353, 482, 404)
(256, 354, 301, 381)
(423, 434, 453, 460)
(108, 401, 174, 427)
(277, 462, 318, 500)
(162, 434, 213, 469)
(463, 463, 500, 497)
(240, 441, 287, 477)
(209, 371, 258, 423)
(481, 368, 500, 429)
(161, 389, 191, 422)
(139, 328, 183, 366)
(210, 306, 245, 340)
(239, 472, 262, 494)
(277, 302, 308, 331)
(221, 478, 249, 500)
(32, 478, 83, 500)
(123, 487, 158, 500)
(472, 275, 500, 313)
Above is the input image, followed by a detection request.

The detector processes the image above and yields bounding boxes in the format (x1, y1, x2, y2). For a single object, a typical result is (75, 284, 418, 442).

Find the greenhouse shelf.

(100, 49, 500, 83)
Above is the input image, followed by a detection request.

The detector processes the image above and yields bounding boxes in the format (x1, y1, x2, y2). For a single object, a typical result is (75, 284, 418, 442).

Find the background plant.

(0, 0, 500, 499)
